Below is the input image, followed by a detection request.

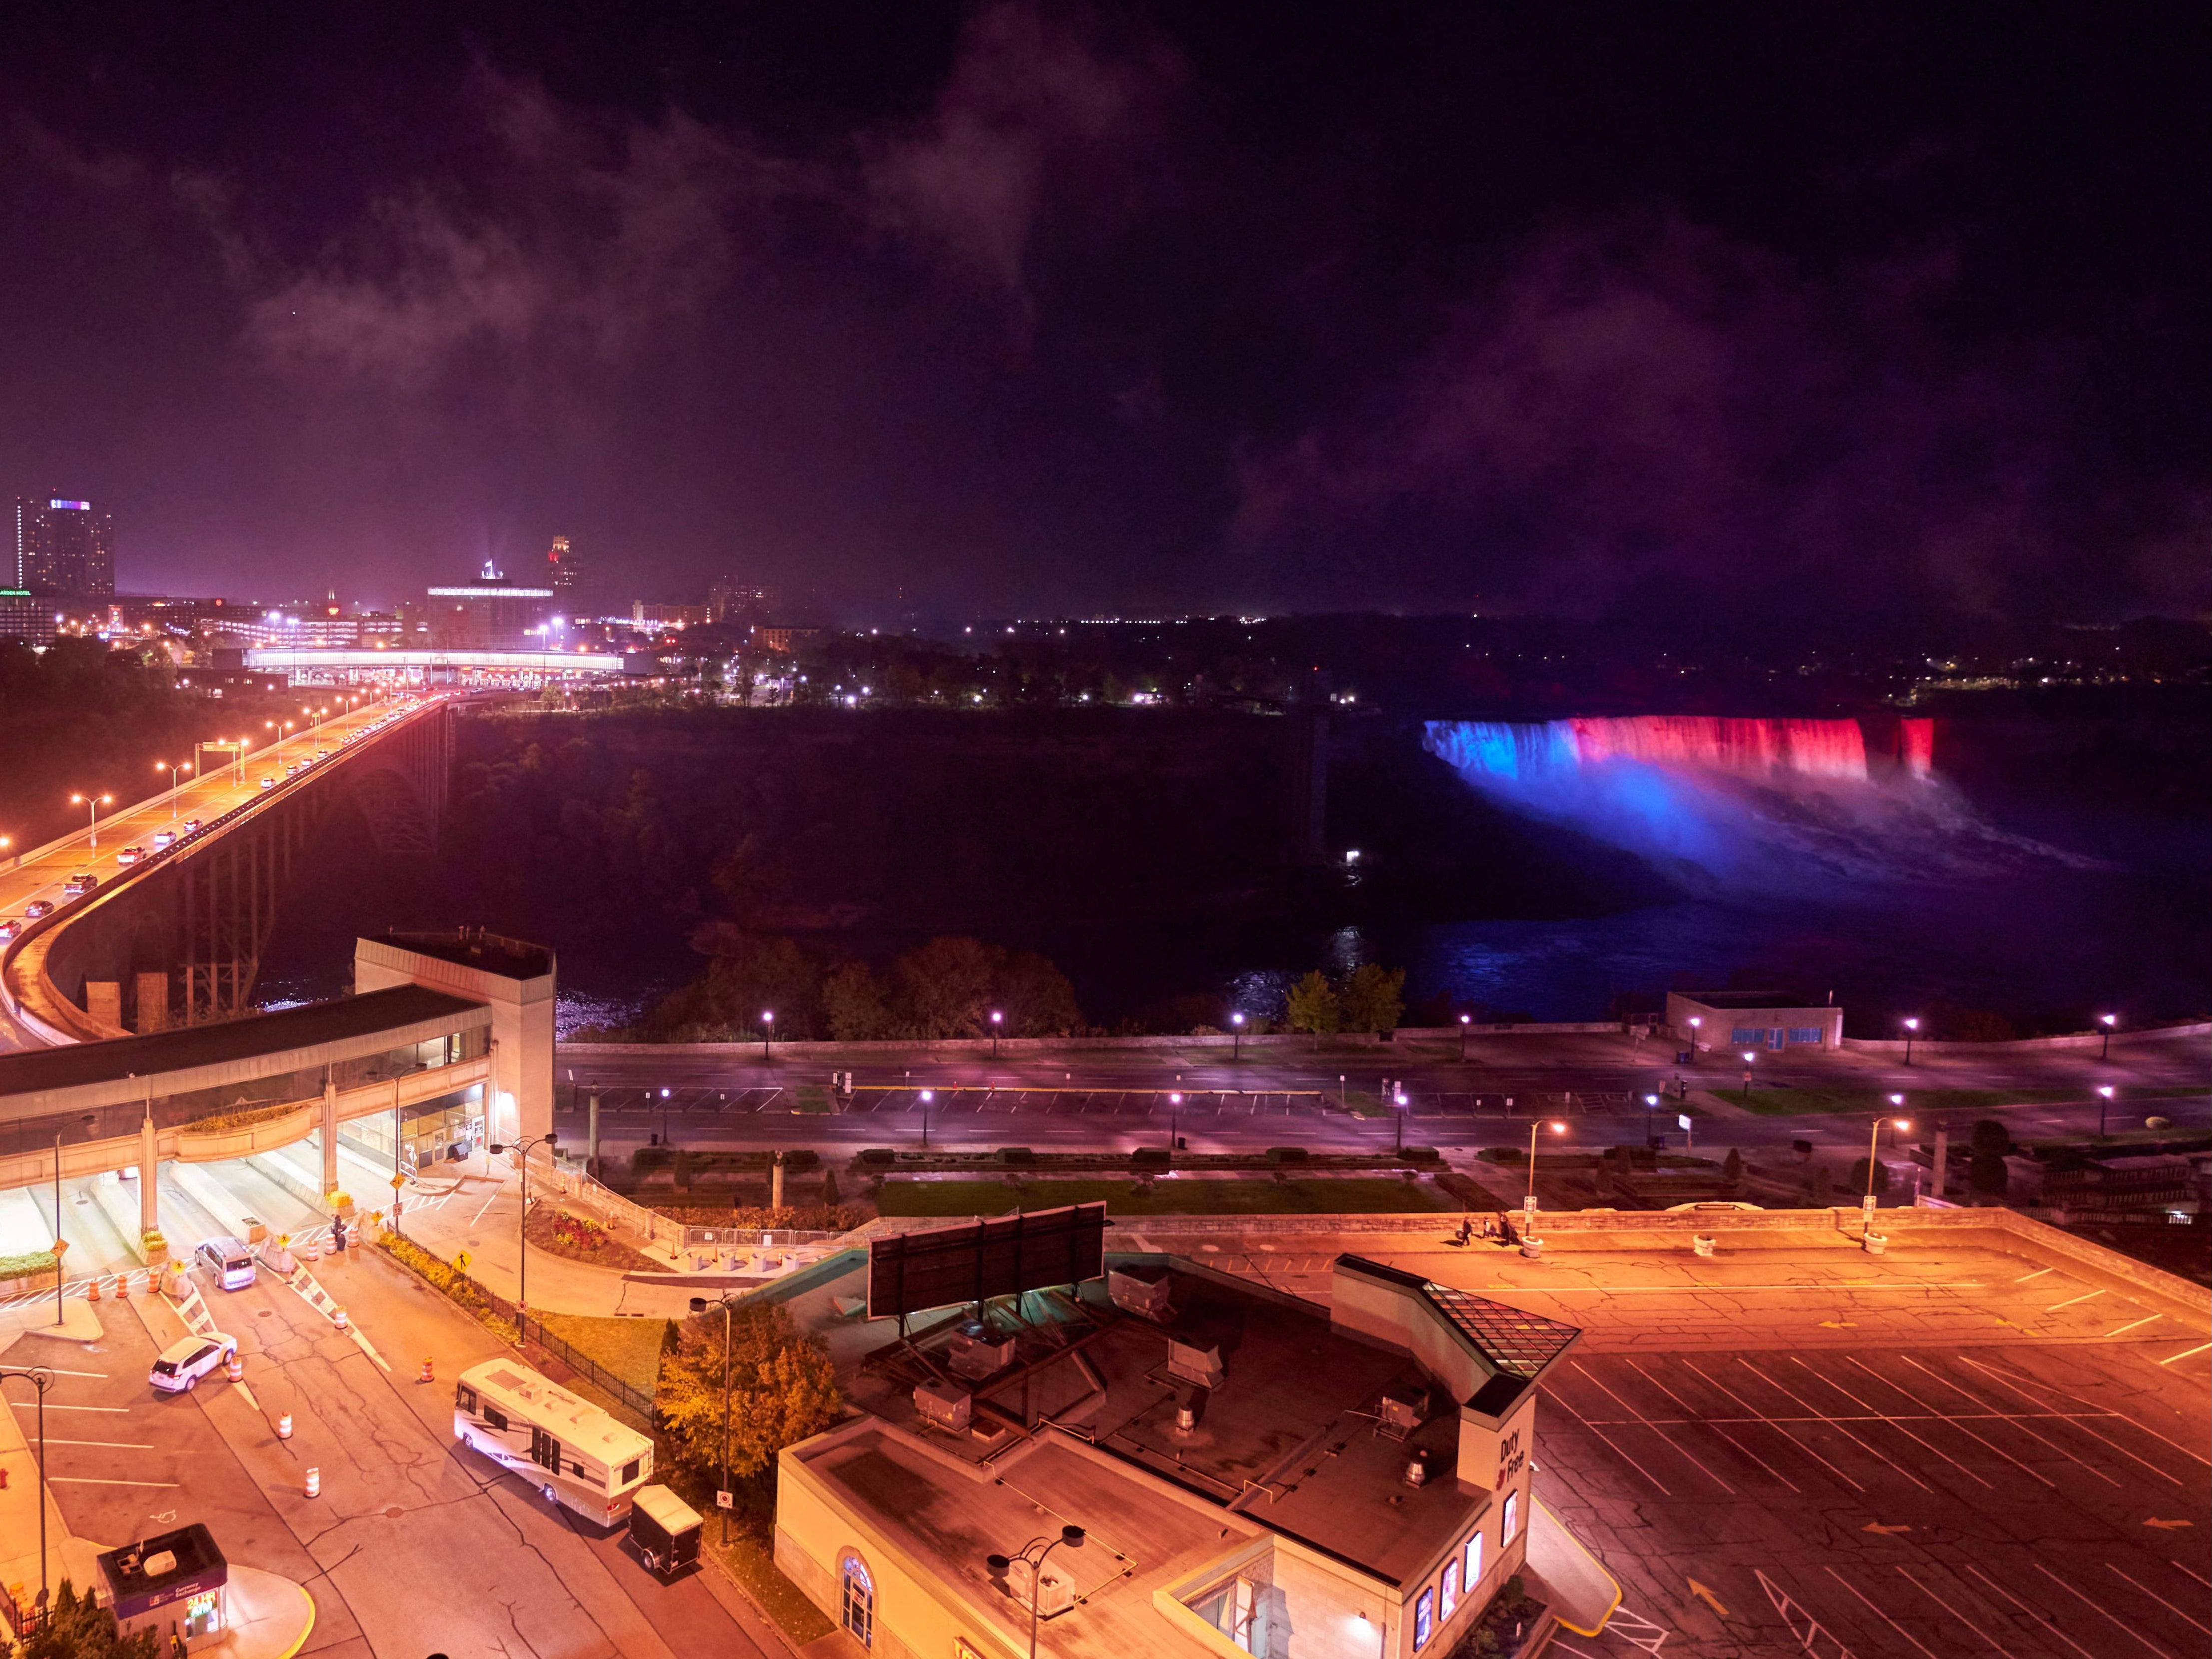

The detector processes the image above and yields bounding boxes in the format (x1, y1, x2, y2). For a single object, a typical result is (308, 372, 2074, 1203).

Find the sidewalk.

(1525, 1496, 1622, 1637)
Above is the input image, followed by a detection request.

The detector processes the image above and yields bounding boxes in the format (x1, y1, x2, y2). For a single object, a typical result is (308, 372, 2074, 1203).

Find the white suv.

(150, 1333, 238, 1393)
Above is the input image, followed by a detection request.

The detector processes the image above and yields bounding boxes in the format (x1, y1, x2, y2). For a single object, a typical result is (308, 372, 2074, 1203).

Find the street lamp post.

(2098, 1013, 2117, 1061)
(485, 1130, 560, 1315)
(687, 1293, 743, 1545)
(919, 1089, 933, 1149)
(0, 1366, 54, 1614)
(2097, 1084, 2115, 1138)
(155, 759, 193, 814)
(990, 1009, 1003, 1059)
(1169, 1091, 1182, 1154)
(52, 1115, 92, 1327)
(659, 1087, 672, 1149)
(987, 1527, 1086, 1659)
(1686, 1015, 1702, 1058)
(1902, 1016, 1921, 1066)
(1459, 1012, 1472, 1061)
(760, 1010, 774, 1060)
(1864, 1110, 1911, 1225)
(1741, 1050, 1757, 1100)
(68, 791, 114, 846)
(1525, 1118, 1565, 1227)
(1231, 1011, 1245, 1061)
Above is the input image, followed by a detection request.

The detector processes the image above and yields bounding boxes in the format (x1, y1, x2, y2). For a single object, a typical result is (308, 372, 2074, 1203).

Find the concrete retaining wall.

(561, 1022, 1635, 1059)
(1840, 1021, 2210, 1055)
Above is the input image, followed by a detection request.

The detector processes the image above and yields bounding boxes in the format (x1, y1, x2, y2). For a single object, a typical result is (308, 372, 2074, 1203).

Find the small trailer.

(628, 1484, 704, 1578)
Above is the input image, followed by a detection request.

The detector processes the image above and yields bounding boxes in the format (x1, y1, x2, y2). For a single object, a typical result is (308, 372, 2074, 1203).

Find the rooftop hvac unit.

(914, 1378, 973, 1432)
(1010, 1556, 1077, 1618)
(1402, 1453, 1429, 1489)
(948, 1331, 1018, 1381)
(1167, 1339, 1225, 1389)
(1378, 1386, 1427, 1441)
(1108, 1266, 1173, 1321)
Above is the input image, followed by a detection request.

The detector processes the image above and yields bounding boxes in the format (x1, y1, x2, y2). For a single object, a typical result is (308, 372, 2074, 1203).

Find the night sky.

(1, 2, 2204, 628)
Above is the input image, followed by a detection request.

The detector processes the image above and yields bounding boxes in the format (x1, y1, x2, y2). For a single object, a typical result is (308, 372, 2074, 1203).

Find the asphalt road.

(555, 1031, 2212, 1159)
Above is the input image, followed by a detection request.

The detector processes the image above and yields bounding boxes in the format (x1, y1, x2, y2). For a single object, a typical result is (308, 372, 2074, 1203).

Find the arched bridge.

(2, 695, 453, 1044)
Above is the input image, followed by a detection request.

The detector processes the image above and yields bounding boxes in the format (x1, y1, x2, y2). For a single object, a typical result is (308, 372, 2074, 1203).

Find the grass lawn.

(790, 1084, 833, 1114)
(1736, 1085, 2208, 1118)
(875, 1176, 1450, 1217)
(530, 1312, 671, 1395)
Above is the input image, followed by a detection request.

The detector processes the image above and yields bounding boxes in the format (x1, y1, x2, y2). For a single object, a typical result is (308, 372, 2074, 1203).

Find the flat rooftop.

(371, 930, 553, 981)
(796, 1426, 1264, 1659)
(841, 1260, 1494, 1585)
(1674, 988, 1825, 1009)
(0, 984, 488, 1104)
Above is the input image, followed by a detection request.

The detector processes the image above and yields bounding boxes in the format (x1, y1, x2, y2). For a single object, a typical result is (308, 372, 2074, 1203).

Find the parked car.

(149, 1333, 238, 1394)
(24, 900, 54, 919)
(62, 872, 97, 896)
(195, 1237, 257, 1290)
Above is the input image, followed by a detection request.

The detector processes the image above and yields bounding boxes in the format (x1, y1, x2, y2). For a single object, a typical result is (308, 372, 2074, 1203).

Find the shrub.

(1848, 1158, 1891, 1196)
(998, 1147, 1036, 1165)
(1266, 1146, 1310, 1164)
(780, 1149, 820, 1171)
(1969, 1152, 2009, 1195)
(1484, 1146, 1524, 1163)
(0, 1249, 60, 1279)
(1131, 1147, 1171, 1167)
(1400, 1146, 1441, 1163)
(820, 1168, 839, 1208)
(1970, 1119, 2011, 1158)
(1723, 1148, 1744, 1186)
(859, 1148, 897, 1166)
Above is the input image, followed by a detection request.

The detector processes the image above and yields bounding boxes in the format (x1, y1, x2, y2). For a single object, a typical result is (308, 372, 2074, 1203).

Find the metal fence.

(680, 1226, 841, 1250)
(519, 1312, 658, 1430)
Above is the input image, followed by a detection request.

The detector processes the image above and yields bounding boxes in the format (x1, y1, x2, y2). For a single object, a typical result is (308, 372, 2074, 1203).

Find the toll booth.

(96, 1524, 228, 1650)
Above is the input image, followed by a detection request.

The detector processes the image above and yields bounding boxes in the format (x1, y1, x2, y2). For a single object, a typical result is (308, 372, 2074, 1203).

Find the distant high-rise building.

(14, 496, 115, 598)
(707, 577, 778, 624)
(546, 536, 584, 603)
(428, 560, 554, 650)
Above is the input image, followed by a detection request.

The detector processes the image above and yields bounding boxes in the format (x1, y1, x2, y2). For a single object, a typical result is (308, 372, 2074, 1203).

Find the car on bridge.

(152, 829, 175, 848)
(0, 919, 17, 940)
(259, 776, 276, 790)
(116, 845, 147, 865)
(24, 900, 53, 919)
(181, 818, 202, 834)
(63, 872, 98, 896)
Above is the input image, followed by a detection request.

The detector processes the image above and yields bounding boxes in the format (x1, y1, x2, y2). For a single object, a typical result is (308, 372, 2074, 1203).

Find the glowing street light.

(1686, 1014, 1703, 1055)
(919, 1088, 933, 1149)
(759, 1009, 774, 1060)
(1525, 1119, 1567, 1224)
(1231, 1010, 1246, 1061)
(2097, 1083, 2116, 1138)
(2098, 1012, 2118, 1061)
(1169, 1090, 1183, 1154)
(1740, 1050, 1757, 1099)
(1901, 1016, 1921, 1066)
(990, 1009, 1003, 1059)
(68, 791, 114, 846)
(1459, 1011, 1472, 1061)
(154, 758, 193, 816)
(1863, 1110, 1912, 1220)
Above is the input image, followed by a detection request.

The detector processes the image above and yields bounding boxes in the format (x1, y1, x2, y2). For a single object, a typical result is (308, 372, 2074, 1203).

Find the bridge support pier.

(588, 1091, 600, 1176)
(321, 1080, 340, 1196)
(138, 1115, 159, 1235)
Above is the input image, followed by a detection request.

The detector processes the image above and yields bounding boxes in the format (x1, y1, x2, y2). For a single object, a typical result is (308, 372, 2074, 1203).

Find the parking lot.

(1124, 1221, 2212, 1658)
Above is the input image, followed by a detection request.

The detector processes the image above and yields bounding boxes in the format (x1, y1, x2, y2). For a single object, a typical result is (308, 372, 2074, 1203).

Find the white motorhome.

(453, 1359, 654, 1526)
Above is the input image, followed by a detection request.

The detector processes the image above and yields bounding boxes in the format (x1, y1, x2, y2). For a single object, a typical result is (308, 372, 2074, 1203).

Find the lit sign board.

(49, 499, 91, 510)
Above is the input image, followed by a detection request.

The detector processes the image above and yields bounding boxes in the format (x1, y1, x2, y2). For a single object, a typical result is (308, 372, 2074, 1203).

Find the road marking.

(1862, 1522, 1910, 1535)
(50, 1476, 181, 1487)
(1486, 1282, 1991, 1294)
(2032, 1562, 2176, 1659)
(2108, 1562, 2210, 1635)
(2157, 1341, 2211, 1365)
(2, 1365, 107, 1379)
(1958, 1563, 2099, 1659)
(42, 1437, 156, 1448)
(1896, 1566, 2023, 1659)
(1959, 1356, 2202, 1478)
(1737, 1358, 1931, 1492)
(2105, 1314, 2163, 1338)
(1627, 1358, 1801, 1492)
(1797, 1357, 1992, 1490)
(1895, 1355, 2120, 1488)
(7, 1401, 128, 1412)
(1683, 1358, 1865, 1492)
(2142, 1518, 2193, 1530)
(1686, 1578, 1728, 1617)
(2045, 1289, 2105, 1312)
(1848, 1356, 2055, 1490)
(2172, 1560, 2211, 1590)
(2014, 1267, 2056, 1283)
(1572, 1362, 1736, 1493)
(1825, 1566, 1943, 1659)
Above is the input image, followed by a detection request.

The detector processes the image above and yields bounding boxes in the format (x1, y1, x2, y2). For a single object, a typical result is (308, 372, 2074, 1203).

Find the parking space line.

(1546, 1388, 1674, 1496)
(1737, 1358, 1932, 1491)
(1845, 1356, 2054, 1490)
(1897, 1566, 2024, 1659)
(2158, 1342, 2211, 1366)
(42, 1437, 156, 1449)
(2015, 1267, 2056, 1283)
(1627, 1358, 1799, 1492)
(2045, 1289, 2105, 1313)
(1824, 1565, 1944, 1659)
(1896, 1355, 2120, 1488)
(1572, 1361, 1734, 1493)
(51, 1476, 180, 1487)
(2105, 1314, 2163, 1338)
(3, 1365, 106, 1379)
(1960, 1563, 2099, 1659)
(1790, 1356, 1990, 1490)
(2107, 1563, 2210, 1636)
(10, 1402, 128, 1413)
(1683, 1358, 1865, 1492)
(1957, 1357, 2193, 1483)
(2172, 1561, 2211, 1590)
(2033, 1562, 2176, 1659)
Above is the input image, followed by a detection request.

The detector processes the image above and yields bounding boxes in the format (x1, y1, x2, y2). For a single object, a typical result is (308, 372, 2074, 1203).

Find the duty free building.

(775, 1251, 1583, 1659)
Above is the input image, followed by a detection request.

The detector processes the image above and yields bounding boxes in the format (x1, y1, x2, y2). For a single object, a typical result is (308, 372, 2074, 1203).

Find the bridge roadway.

(0, 690, 434, 1049)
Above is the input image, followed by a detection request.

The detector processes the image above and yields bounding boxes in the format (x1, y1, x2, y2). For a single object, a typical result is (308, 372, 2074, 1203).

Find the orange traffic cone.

(304, 1467, 320, 1498)
(226, 1353, 244, 1383)
(277, 1413, 293, 1439)
(87, 1276, 101, 1302)
(115, 1272, 131, 1300)
(417, 1356, 435, 1384)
